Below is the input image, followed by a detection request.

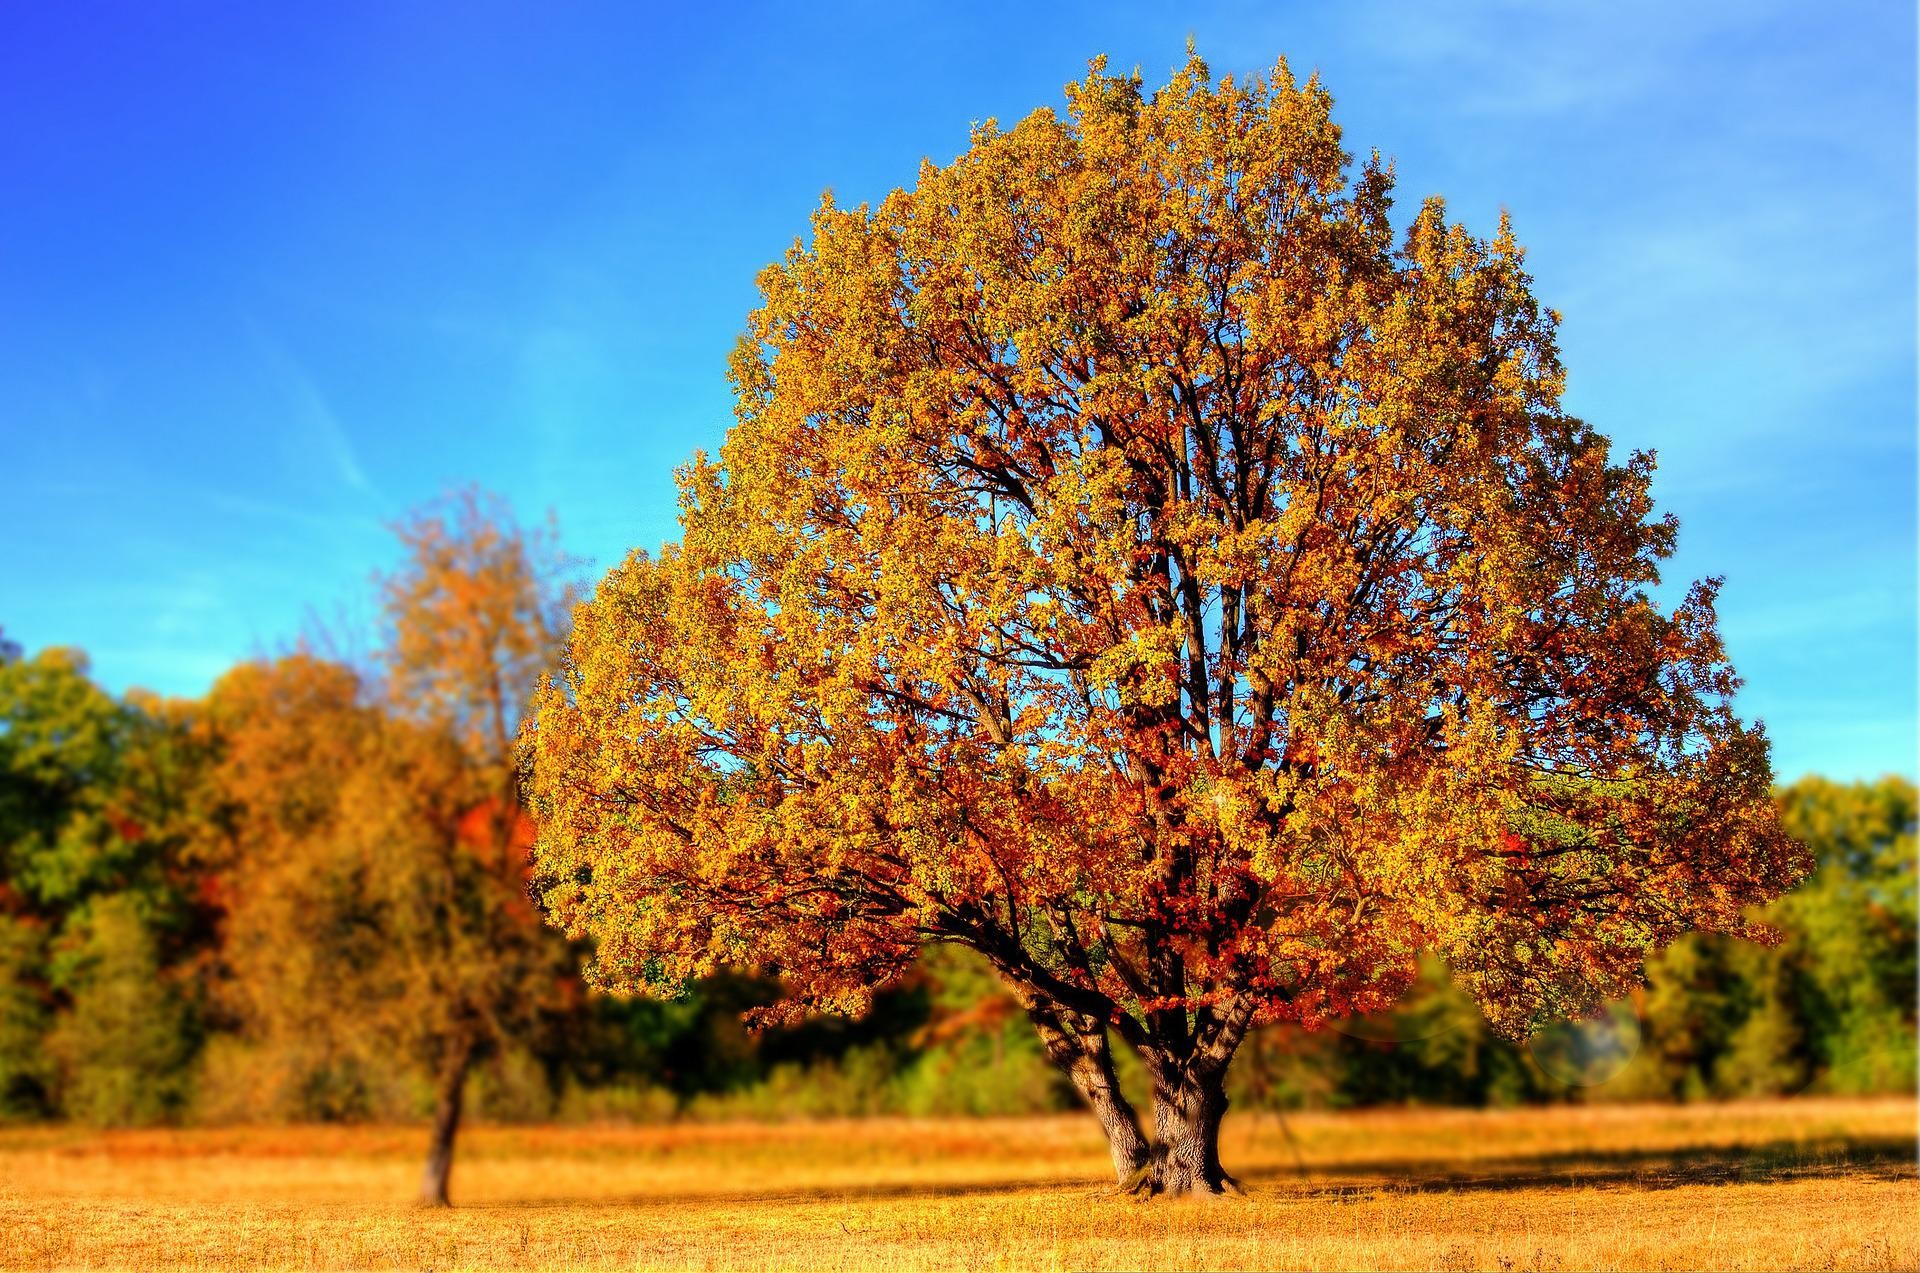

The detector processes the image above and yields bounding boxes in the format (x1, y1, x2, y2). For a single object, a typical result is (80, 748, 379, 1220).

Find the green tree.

(1770, 776, 1915, 1094)
(46, 893, 197, 1124)
(0, 648, 130, 913)
(0, 648, 213, 1123)
(0, 914, 50, 1118)
(1611, 934, 1744, 1101)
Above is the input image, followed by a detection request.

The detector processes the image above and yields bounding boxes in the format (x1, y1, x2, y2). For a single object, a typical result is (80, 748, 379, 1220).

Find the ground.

(1, 1098, 1913, 1271)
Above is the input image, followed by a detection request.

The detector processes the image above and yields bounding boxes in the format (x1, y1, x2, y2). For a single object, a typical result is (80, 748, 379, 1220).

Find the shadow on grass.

(497, 1136, 1916, 1209)
(1237, 1135, 1919, 1195)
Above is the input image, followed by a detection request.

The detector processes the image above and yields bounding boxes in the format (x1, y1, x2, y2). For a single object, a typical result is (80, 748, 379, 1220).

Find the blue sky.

(1, 1, 1912, 781)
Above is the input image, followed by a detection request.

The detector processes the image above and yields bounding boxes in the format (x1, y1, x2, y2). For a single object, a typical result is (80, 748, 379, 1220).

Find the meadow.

(2, 1097, 1913, 1271)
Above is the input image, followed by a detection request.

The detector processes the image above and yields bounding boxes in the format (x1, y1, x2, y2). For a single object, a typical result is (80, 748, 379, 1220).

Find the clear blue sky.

(2, 1, 1912, 781)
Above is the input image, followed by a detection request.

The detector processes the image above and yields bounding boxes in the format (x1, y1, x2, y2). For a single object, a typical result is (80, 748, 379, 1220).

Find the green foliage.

(1225, 958, 1552, 1111)
(1714, 970, 1805, 1099)
(0, 915, 51, 1119)
(1612, 775, 1916, 1101)
(1774, 776, 1917, 1093)
(892, 946, 1069, 1117)
(0, 648, 131, 910)
(46, 894, 197, 1125)
(0, 648, 213, 1127)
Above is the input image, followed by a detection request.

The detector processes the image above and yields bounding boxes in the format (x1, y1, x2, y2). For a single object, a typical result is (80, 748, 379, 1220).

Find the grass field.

(1, 1098, 1913, 1271)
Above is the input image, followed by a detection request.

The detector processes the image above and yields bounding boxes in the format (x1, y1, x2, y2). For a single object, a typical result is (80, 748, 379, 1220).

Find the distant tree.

(0, 646, 118, 1116)
(0, 649, 213, 1123)
(0, 649, 128, 913)
(376, 488, 578, 1203)
(210, 492, 576, 1204)
(1773, 775, 1916, 1092)
(894, 945, 1072, 1117)
(0, 915, 49, 1119)
(46, 891, 198, 1124)
(203, 654, 396, 1118)
(1624, 774, 1916, 1100)
(526, 56, 1806, 1194)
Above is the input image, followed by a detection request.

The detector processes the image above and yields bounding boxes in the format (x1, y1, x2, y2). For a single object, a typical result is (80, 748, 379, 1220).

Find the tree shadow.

(497, 1175, 1097, 1210)
(1235, 1135, 1918, 1194)
(493, 1135, 1915, 1209)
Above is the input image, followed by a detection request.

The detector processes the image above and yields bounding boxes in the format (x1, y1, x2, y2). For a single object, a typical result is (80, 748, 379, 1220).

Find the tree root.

(1117, 1163, 1246, 1199)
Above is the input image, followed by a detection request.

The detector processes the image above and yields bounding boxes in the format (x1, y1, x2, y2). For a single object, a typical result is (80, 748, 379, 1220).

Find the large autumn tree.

(525, 55, 1805, 1195)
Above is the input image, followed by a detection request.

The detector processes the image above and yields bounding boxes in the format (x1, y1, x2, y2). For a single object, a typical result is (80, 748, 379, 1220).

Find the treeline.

(1, 494, 1912, 1128)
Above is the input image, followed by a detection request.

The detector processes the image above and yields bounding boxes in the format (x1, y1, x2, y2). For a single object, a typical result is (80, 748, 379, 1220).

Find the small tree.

(47, 892, 198, 1124)
(376, 488, 578, 1204)
(525, 55, 1805, 1195)
(210, 491, 575, 1205)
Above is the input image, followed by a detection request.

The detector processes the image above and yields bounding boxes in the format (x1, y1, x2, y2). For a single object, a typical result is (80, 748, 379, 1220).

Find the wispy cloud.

(242, 317, 377, 497)
(198, 486, 378, 535)
(1723, 586, 1916, 645)
(1351, 0, 1797, 122)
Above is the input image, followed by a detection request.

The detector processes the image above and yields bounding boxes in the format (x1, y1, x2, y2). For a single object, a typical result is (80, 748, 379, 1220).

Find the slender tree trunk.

(419, 1048, 472, 1207)
(1024, 1005, 1150, 1183)
(1069, 1036, 1151, 1183)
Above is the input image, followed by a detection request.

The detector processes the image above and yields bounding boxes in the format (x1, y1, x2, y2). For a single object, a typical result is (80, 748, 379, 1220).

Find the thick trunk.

(419, 1051, 471, 1207)
(995, 952, 1253, 1197)
(1131, 1067, 1237, 1197)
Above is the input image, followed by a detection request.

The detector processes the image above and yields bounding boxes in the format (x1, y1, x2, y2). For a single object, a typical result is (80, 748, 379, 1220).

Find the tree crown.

(526, 54, 1804, 1050)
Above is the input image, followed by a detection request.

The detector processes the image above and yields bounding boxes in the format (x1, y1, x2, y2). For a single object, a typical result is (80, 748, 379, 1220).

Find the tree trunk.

(1131, 1066, 1237, 1197)
(419, 1050, 471, 1207)
(1002, 969, 1252, 1197)
(1074, 1043, 1152, 1183)
(1023, 1005, 1150, 1183)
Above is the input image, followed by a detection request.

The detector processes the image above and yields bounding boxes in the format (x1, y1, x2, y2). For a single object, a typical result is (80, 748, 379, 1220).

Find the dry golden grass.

(2, 1098, 1913, 1271)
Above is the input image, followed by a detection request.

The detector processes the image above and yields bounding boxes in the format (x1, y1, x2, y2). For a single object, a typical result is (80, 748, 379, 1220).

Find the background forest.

(1, 492, 1912, 1131)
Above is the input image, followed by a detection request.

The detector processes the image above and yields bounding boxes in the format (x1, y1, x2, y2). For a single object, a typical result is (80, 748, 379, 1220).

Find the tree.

(0, 648, 129, 914)
(209, 490, 577, 1205)
(0, 910, 50, 1120)
(377, 488, 578, 1204)
(524, 55, 1806, 1195)
(46, 891, 198, 1124)
(1773, 775, 1915, 1093)
(0, 649, 215, 1123)
(202, 653, 400, 1120)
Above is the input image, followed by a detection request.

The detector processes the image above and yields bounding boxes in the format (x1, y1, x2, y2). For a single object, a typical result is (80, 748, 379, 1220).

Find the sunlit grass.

(3, 1097, 1913, 1270)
